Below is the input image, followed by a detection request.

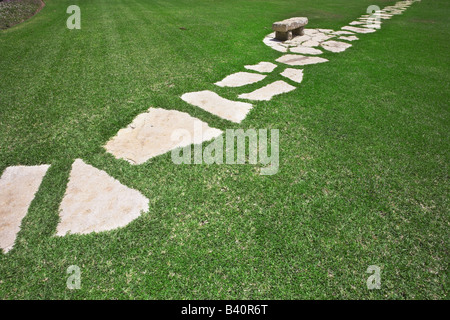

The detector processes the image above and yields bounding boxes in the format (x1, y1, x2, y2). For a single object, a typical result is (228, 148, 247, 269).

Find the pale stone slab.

(289, 45, 323, 55)
(56, 159, 149, 236)
(333, 31, 355, 35)
(105, 108, 223, 164)
(303, 29, 320, 36)
(339, 35, 359, 41)
(302, 40, 320, 47)
(0, 165, 50, 253)
(215, 72, 266, 87)
(276, 54, 328, 66)
(238, 80, 296, 101)
(349, 21, 365, 25)
(181, 90, 253, 123)
(321, 40, 352, 53)
(342, 26, 377, 34)
(244, 61, 277, 73)
(280, 68, 304, 83)
(263, 34, 288, 52)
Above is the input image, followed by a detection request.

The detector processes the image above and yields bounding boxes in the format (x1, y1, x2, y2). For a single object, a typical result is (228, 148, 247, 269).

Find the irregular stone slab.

(215, 72, 266, 87)
(321, 40, 352, 53)
(181, 90, 253, 123)
(244, 61, 277, 73)
(285, 35, 311, 45)
(303, 29, 320, 36)
(105, 108, 223, 164)
(280, 68, 304, 83)
(56, 159, 149, 236)
(238, 80, 296, 101)
(263, 36, 288, 53)
(333, 30, 355, 35)
(302, 40, 320, 47)
(349, 21, 365, 25)
(339, 35, 359, 41)
(342, 26, 377, 34)
(0, 165, 50, 253)
(290, 45, 323, 55)
(276, 54, 328, 66)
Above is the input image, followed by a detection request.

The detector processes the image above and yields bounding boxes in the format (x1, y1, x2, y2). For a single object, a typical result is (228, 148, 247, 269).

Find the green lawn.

(0, 0, 448, 299)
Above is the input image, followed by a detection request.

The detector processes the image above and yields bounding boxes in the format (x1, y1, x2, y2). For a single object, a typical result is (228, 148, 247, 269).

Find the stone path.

(0, 0, 420, 253)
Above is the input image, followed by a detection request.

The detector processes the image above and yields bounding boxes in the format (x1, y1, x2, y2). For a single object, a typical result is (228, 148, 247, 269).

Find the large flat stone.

(238, 80, 296, 101)
(244, 61, 277, 73)
(276, 54, 328, 66)
(342, 26, 377, 34)
(280, 68, 304, 83)
(215, 72, 266, 87)
(289, 46, 323, 55)
(338, 35, 359, 41)
(56, 159, 149, 236)
(0, 165, 50, 253)
(321, 40, 352, 53)
(105, 108, 223, 164)
(181, 90, 253, 123)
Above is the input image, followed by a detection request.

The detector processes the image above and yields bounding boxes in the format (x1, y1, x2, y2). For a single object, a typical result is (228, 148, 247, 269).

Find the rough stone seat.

(272, 17, 308, 41)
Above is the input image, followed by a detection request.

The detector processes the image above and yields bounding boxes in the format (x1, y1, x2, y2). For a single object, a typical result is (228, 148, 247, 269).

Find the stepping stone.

(339, 35, 359, 41)
(262, 34, 288, 52)
(303, 29, 320, 36)
(280, 68, 304, 83)
(349, 21, 365, 25)
(318, 29, 335, 34)
(321, 40, 352, 53)
(289, 45, 323, 55)
(238, 80, 296, 101)
(0, 165, 50, 253)
(244, 61, 277, 73)
(215, 72, 266, 87)
(56, 159, 149, 236)
(302, 40, 320, 47)
(181, 90, 252, 123)
(333, 31, 355, 35)
(285, 35, 311, 45)
(276, 54, 328, 66)
(105, 108, 223, 164)
(341, 26, 377, 34)
(361, 24, 381, 29)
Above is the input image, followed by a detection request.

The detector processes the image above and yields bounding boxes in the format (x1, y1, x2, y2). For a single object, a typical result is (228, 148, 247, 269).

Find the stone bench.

(272, 17, 308, 41)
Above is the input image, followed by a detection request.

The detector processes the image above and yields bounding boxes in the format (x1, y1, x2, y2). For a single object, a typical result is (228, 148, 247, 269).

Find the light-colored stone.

(263, 36, 288, 53)
(318, 29, 334, 34)
(333, 31, 355, 35)
(338, 35, 359, 41)
(289, 45, 323, 55)
(0, 165, 50, 253)
(280, 68, 304, 83)
(349, 21, 365, 25)
(302, 40, 320, 47)
(215, 72, 266, 87)
(276, 54, 328, 66)
(181, 90, 253, 123)
(321, 40, 352, 53)
(341, 26, 377, 34)
(244, 61, 277, 73)
(56, 159, 149, 236)
(105, 108, 223, 164)
(238, 80, 296, 101)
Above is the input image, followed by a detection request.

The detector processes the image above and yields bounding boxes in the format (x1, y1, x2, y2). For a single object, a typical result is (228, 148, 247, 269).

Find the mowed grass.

(0, 0, 448, 299)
